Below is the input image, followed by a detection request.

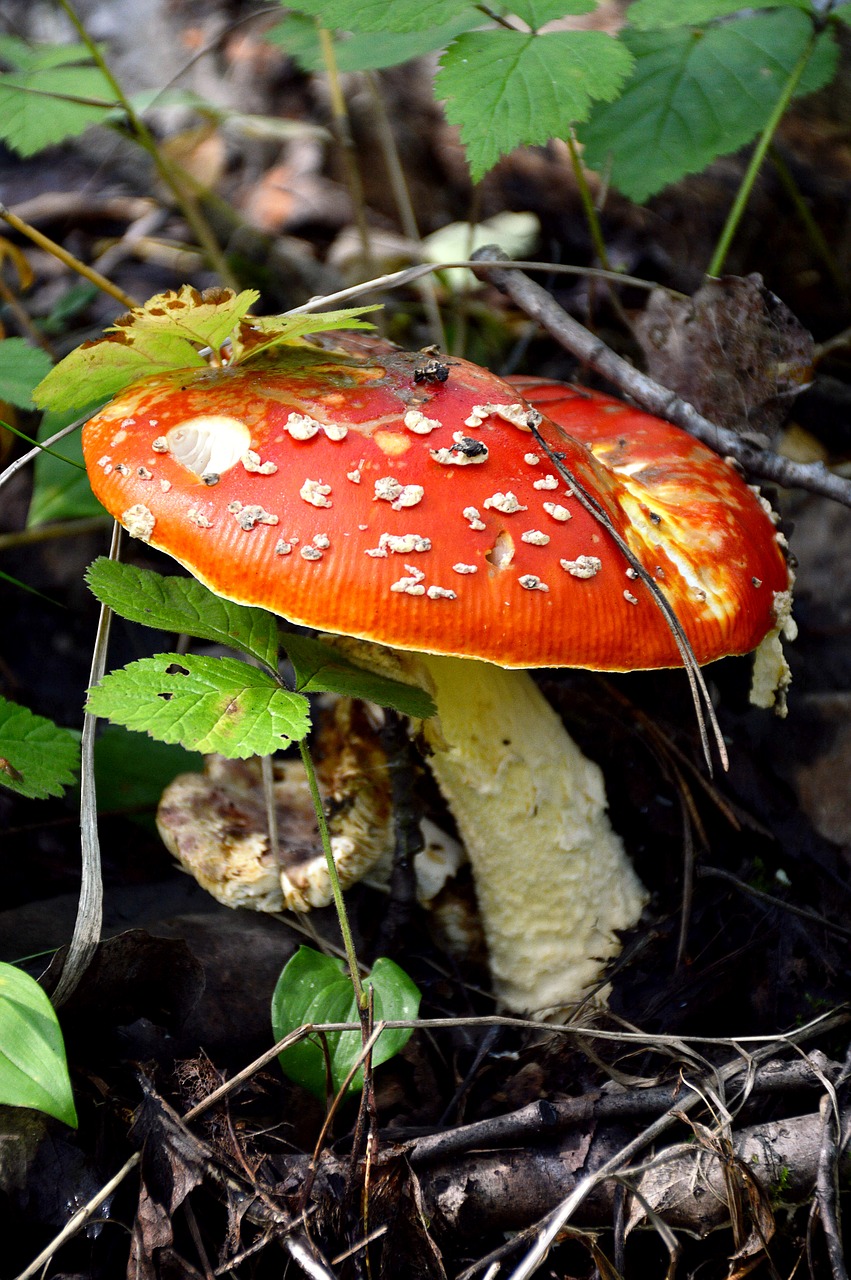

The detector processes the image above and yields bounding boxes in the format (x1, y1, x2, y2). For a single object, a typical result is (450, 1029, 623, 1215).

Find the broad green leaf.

(511, 0, 597, 27)
(33, 330, 205, 413)
(579, 12, 837, 203)
(282, 633, 436, 719)
(0, 57, 117, 157)
(0, 339, 53, 408)
(0, 963, 77, 1127)
(286, 0, 472, 34)
(832, 2, 851, 22)
(235, 305, 381, 362)
(0, 696, 80, 800)
(0, 36, 106, 72)
(113, 285, 259, 352)
(436, 29, 633, 180)
(92, 726, 203, 817)
(85, 559, 280, 670)
(272, 947, 421, 1098)
(27, 404, 104, 527)
(86, 653, 310, 757)
(628, 0, 814, 27)
(267, 10, 480, 72)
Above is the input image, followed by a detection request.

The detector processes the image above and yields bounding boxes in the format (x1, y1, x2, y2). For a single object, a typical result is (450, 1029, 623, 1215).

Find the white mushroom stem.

(414, 655, 647, 1015)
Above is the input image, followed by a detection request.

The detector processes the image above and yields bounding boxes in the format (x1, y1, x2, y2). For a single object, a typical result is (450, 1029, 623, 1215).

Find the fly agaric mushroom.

(81, 338, 791, 1013)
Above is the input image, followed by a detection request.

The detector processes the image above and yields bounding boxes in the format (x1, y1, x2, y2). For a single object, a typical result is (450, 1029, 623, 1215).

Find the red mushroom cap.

(81, 344, 789, 671)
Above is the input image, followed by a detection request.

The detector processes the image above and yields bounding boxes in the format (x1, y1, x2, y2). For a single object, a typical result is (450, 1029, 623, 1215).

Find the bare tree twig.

(471, 245, 851, 510)
(814, 1044, 851, 1280)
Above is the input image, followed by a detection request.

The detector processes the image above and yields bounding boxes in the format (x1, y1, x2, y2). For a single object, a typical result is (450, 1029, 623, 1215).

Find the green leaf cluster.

(0, 339, 53, 409)
(271, 946, 420, 1098)
(32, 286, 379, 414)
(270, 0, 851, 193)
(84, 560, 434, 760)
(0, 963, 77, 1127)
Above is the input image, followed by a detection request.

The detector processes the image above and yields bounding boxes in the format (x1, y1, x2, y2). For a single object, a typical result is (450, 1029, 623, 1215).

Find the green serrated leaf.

(0, 696, 80, 800)
(33, 330, 205, 413)
(85, 559, 280, 670)
(628, 0, 813, 27)
(436, 29, 633, 180)
(0, 339, 53, 409)
(0, 63, 117, 157)
(27, 404, 105, 528)
(266, 10, 480, 72)
(286, 0, 472, 34)
(0, 36, 106, 73)
(511, 0, 596, 28)
(0, 963, 77, 1127)
(235, 305, 381, 362)
(271, 946, 421, 1099)
(282, 633, 436, 719)
(579, 12, 837, 203)
(116, 285, 260, 352)
(86, 653, 310, 757)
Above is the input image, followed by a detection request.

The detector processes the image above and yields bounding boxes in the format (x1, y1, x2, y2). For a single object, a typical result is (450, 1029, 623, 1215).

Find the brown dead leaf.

(635, 274, 813, 441)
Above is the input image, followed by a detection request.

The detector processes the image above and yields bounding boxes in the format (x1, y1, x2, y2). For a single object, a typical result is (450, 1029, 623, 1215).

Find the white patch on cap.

(524, 453, 541, 466)
(374, 477, 424, 510)
(518, 574, 548, 591)
(97, 455, 112, 473)
(313, 533, 330, 550)
(275, 540, 293, 556)
(301, 545, 323, 561)
(521, 530, 550, 546)
(430, 434, 489, 466)
(390, 563, 426, 596)
(152, 437, 168, 453)
(166, 416, 252, 478)
(366, 533, 431, 557)
(427, 585, 456, 600)
(483, 492, 527, 515)
(543, 502, 571, 522)
(560, 555, 601, 579)
(404, 409, 441, 434)
(187, 508, 212, 528)
(241, 449, 278, 475)
(465, 402, 531, 430)
(228, 501, 279, 529)
(347, 469, 362, 483)
(284, 412, 322, 440)
(462, 506, 486, 531)
(137, 466, 153, 480)
(624, 590, 639, 605)
(122, 504, 155, 542)
(160, 479, 171, 493)
(300, 479, 332, 508)
(323, 423, 348, 441)
(452, 563, 477, 574)
(533, 474, 559, 491)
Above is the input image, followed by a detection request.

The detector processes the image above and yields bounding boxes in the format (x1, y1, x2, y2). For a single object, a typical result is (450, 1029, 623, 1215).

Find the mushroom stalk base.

(416, 655, 647, 1016)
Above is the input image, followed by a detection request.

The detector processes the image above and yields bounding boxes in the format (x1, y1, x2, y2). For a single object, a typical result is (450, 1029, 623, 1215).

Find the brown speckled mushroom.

(81, 339, 791, 1014)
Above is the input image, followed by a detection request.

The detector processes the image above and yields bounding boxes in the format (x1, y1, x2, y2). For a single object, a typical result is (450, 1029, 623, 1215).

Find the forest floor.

(2, 1, 851, 1277)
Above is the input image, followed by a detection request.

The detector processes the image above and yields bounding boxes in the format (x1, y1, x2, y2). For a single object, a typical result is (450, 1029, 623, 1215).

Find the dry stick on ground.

(470, 245, 851, 510)
(813, 1044, 851, 1280)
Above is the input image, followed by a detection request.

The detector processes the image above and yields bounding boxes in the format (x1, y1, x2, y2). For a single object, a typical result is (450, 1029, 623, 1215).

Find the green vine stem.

(565, 130, 612, 273)
(297, 738, 367, 1009)
(769, 144, 848, 297)
(706, 32, 817, 279)
(57, 0, 238, 291)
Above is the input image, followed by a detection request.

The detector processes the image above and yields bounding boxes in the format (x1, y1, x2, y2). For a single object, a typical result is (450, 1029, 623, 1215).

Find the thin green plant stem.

(297, 737, 366, 1008)
(0, 202, 137, 310)
(0, 419, 87, 469)
(317, 24, 375, 285)
(565, 131, 611, 273)
(56, 0, 238, 291)
(706, 33, 817, 279)
(769, 143, 848, 296)
(364, 71, 446, 350)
